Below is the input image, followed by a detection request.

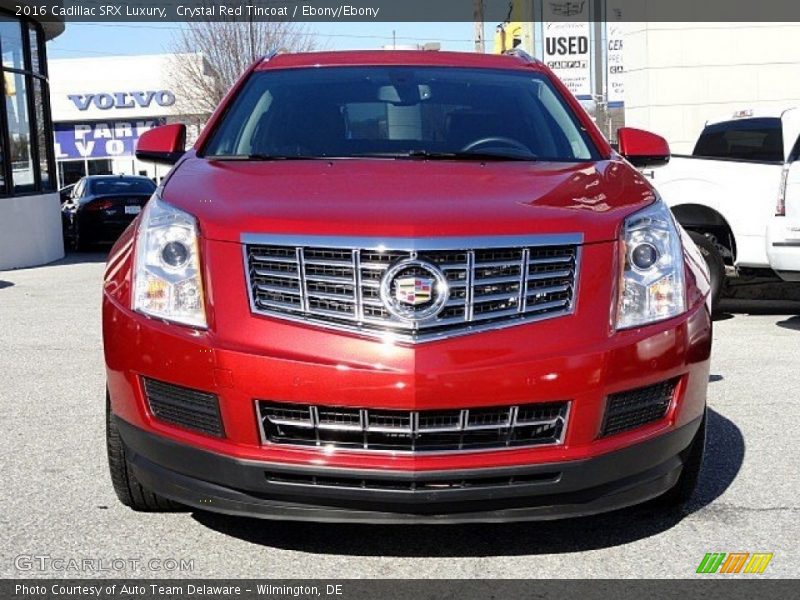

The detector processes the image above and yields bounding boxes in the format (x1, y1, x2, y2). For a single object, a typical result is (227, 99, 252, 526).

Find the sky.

(46, 22, 494, 59)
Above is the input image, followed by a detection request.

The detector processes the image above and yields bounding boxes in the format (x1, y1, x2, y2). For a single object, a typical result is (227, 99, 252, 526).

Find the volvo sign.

(67, 90, 176, 111)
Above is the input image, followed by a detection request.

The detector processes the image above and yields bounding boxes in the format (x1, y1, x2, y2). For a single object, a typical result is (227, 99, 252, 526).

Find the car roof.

(256, 50, 544, 72)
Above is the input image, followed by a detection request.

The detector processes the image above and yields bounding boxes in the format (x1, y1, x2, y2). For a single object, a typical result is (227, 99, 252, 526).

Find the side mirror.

(617, 127, 670, 167)
(136, 124, 186, 165)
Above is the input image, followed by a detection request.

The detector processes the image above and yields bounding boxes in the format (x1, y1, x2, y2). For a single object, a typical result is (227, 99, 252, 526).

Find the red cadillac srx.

(103, 50, 712, 522)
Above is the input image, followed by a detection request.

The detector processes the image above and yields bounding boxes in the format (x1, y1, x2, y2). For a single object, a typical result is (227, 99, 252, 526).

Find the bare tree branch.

(168, 17, 319, 127)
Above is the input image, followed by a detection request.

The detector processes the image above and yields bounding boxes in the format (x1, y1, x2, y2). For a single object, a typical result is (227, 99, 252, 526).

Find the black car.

(62, 175, 157, 250)
(58, 183, 75, 204)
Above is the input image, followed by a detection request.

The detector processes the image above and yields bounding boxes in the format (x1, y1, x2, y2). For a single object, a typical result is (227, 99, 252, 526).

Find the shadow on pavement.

(0, 280, 14, 290)
(56, 249, 110, 265)
(716, 298, 800, 320)
(192, 409, 744, 557)
(777, 316, 800, 331)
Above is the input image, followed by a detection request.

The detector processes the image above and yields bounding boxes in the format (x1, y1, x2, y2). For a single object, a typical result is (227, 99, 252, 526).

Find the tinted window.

(204, 67, 597, 162)
(693, 118, 784, 162)
(88, 178, 156, 195)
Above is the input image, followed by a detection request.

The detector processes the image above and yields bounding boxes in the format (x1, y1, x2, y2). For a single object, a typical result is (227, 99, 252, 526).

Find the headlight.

(133, 194, 207, 328)
(616, 199, 686, 329)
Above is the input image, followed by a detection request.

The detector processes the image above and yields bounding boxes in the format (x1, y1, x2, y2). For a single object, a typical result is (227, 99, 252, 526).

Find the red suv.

(104, 50, 712, 522)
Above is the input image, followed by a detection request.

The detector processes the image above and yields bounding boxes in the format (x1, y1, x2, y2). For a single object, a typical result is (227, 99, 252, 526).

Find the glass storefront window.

(0, 12, 54, 196)
(5, 71, 33, 192)
(88, 159, 114, 176)
(0, 17, 24, 71)
(59, 160, 87, 186)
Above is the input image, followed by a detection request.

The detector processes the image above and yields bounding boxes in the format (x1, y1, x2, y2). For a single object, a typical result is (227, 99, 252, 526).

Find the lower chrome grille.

(264, 470, 561, 491)
(143, 378, 224, 438)
(601, 379, 679, 437)
(257, 400, 569, 453)
(243, 234, 580, 342)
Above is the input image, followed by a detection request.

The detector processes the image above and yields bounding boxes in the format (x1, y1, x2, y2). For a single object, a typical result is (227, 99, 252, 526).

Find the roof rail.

(502, 48, 540, 64)
(260, 48, 288, 63)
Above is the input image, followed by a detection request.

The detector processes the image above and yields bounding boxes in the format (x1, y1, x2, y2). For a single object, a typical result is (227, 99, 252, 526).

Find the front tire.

(688, 231, 725, 312)
(106, 392, 181, 512)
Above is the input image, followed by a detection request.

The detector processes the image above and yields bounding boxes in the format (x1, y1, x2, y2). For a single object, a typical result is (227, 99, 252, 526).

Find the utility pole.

(247, 1, 256, 62)
(473, 0, 485, 53)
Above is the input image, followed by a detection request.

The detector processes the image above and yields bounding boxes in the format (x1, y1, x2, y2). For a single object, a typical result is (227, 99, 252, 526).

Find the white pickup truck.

(642, 109, 800, 306)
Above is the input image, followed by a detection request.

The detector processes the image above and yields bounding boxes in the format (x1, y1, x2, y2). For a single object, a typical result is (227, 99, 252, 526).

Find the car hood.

(162, 156, 656, 244)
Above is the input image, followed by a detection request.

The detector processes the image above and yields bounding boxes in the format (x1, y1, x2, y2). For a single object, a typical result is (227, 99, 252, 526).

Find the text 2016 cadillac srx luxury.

(103, 50, 712, 523)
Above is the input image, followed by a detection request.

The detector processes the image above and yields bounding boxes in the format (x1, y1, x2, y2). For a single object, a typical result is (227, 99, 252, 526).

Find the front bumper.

(104, 236, 712, 520)
(118, 415, 701, 523)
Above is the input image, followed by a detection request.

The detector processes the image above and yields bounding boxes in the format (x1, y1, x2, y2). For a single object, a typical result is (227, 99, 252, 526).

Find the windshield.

(203, 66, 597, 162)
(89, 178, 156, 195)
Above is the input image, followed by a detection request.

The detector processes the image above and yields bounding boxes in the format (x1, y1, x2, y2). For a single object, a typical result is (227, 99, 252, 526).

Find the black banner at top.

(7, 0, 800, 22)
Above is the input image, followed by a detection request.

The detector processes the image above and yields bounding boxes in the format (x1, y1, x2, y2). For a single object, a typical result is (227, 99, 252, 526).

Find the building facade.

(48, 53, 212, 186)
(624, 22, 800, 153)
(0, 4, 62, 271)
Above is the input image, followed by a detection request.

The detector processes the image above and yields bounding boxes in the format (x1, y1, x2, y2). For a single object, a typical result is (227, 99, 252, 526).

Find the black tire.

(72, 224, 90, 252)
(688, 231, 725, 312)
(655, 409, 706, 510)
(106, 392, 182, 512)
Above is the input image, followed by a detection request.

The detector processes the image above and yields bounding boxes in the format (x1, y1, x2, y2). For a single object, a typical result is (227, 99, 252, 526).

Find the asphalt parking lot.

(1, 252, 799, 579)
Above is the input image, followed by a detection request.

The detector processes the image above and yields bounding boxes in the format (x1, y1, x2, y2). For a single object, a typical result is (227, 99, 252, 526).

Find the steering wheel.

(460, 136, 531, 154)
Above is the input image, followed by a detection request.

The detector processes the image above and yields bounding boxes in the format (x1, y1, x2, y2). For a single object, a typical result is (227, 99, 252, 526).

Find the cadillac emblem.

(380, 259, 449, 322)
(395, 276, 433, 306)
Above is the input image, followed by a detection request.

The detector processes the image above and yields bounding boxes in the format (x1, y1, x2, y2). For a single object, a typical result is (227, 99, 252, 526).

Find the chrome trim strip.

(245, 301, 574, 344)
(518, 247, 529, 313)
(297, 248, 308, 313)
(241, 232, 583, 250)
(465, 250, 475, 321)
(353, 249, 364, 322)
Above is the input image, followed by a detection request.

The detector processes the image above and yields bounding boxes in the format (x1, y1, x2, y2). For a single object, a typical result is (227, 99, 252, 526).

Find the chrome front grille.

(257, 400, 570, 453)
(243, 234, 580, 342)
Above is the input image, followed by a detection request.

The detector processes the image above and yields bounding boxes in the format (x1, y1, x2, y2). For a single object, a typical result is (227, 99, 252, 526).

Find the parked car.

(644, 109, 800, 307)
(62, 175, 157, 250)
(58, 183, 75, 204)
(103, 50, 712, 523)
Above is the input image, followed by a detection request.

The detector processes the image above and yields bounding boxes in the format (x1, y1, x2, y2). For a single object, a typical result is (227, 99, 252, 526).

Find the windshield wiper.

(404, 150, 537, 162)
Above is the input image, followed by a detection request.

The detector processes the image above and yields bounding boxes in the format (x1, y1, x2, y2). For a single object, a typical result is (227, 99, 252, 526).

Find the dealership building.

(48, 53, 212, 186)
(0, 5, 63, 271)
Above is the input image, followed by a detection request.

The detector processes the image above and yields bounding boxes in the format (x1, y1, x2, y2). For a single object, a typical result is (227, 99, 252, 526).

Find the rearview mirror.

(617, 127, 670, 167)
(136, 124, 186, 165)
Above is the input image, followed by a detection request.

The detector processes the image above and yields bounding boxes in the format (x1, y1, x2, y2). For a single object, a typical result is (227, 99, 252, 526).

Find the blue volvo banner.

(54, 119, 166, 160)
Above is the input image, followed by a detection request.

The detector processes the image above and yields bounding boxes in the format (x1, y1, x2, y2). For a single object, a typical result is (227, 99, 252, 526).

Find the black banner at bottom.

(2, 580, 796, 600)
